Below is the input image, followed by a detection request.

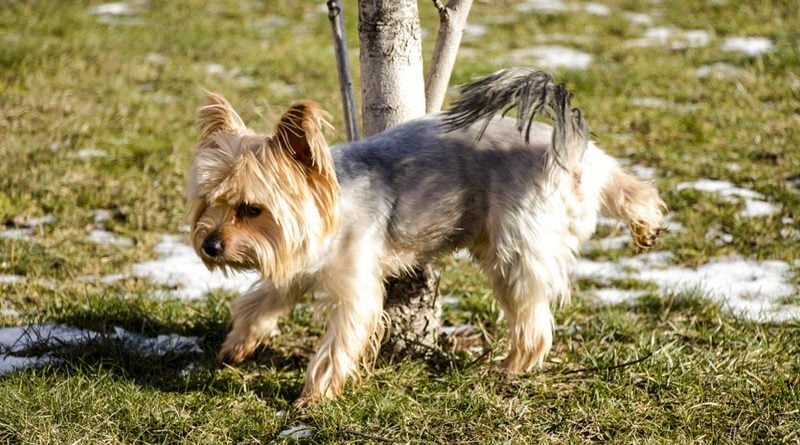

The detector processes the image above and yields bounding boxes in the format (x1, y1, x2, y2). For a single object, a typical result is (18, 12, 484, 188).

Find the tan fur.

(188, 95, 338, 288)
(601, 167, 667, 249)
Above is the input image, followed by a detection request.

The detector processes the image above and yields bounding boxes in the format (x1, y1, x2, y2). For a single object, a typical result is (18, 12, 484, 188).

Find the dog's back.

(331, 116, 591, 264)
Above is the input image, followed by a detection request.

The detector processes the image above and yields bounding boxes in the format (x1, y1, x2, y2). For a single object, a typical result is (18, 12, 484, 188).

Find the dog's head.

(188, 93, 338, 287)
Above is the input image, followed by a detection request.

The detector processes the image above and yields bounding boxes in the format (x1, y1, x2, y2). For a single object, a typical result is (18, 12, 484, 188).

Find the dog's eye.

(236, 203, 262, 218)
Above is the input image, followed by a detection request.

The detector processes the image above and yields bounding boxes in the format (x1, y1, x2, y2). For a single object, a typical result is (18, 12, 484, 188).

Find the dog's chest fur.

(325, 116, 615, 275)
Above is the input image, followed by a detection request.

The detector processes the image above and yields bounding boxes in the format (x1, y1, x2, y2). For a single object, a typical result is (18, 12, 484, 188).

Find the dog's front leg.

(295, 264, 384, 407)
(218, 280, 304, 364)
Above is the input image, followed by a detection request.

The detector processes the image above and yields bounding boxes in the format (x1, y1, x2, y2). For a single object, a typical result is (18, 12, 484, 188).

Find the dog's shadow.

(2, 302, 307, 404)
(5, 293, 502, 405)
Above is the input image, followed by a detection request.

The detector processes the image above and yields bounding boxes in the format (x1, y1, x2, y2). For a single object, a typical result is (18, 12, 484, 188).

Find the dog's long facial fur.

(188, 94, 337, 288)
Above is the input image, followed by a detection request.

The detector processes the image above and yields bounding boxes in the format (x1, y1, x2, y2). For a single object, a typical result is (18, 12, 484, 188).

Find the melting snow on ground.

(0, 275, 25, 285)
(721, 36, 773, 56)
(515, 0, 610, 15)
(0, 323, 203, 375)
(89, 2, 137, 15)
(576, 252, 799, 322)
(278, 425, 315, 440)
(626, 27, 710, 49)
(463, 24, 488, 39)
(89, 2, 146, 26)
(86, 209, 134, 247)
(1, 214, 55, 241)
(87, 229, 134, 247)
(132, 234, 260, 300)
(695, 62, 746, 79)
(72, 148, 109, 159)
(623, 12, 654, 26)
(630, 97, 700, 112)
(503, 46, 593, 70)
(676, 179, 781, 217)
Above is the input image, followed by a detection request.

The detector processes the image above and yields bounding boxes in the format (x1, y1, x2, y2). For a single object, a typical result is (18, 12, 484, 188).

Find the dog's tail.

(441, 68, 588, 173)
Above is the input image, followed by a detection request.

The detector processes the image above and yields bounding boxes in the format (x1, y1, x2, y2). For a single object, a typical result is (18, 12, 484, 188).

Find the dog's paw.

(630, 221, 664, 250)
(217, 336, 258, 365)
(292, 393, 320, 409)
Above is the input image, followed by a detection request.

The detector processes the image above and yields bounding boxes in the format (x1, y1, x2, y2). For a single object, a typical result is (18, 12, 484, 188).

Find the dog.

(188, 68, 666, 406)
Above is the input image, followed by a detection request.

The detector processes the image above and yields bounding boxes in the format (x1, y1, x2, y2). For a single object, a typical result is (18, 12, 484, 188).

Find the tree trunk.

(358, 0, 426, 134)
(358, 0, 441, 356)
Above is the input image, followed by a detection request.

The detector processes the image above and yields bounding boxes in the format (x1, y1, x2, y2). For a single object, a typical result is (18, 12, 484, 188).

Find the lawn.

(1, 0, 799, 443)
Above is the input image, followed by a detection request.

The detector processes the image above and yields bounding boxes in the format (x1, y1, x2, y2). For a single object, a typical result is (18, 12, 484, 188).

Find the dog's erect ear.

(198, 93, 246, 143)
(273, 100, 332, 172)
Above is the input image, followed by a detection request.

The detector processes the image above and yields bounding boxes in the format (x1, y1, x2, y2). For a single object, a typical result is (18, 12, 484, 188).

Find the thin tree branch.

(341, 427, 393, 443)
(432, 0, 448, 17)
(327, 0, 360, 141)
(559, 351, 654, 376)
(425, 0, 473, 113)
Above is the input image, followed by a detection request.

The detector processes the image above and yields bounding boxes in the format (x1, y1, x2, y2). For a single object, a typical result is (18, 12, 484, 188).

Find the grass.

(1, 0, 799, 443)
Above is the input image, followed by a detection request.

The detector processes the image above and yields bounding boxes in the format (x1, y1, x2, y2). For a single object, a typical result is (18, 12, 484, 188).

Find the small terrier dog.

(188, 68, 665, 406)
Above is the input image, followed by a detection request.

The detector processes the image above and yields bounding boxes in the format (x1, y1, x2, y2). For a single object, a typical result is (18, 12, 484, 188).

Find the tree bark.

(425, 0, 473, 113)
(358, 0, 426, 135)
(358, 0, 440, 356)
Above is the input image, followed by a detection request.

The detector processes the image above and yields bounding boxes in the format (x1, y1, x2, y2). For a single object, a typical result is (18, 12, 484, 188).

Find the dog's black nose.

(202, 236, 224, 257)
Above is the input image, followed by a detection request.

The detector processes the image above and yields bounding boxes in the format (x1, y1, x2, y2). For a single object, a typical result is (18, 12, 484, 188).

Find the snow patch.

(722, 36, 773, 56)
(724, 162, 742, 172)
(623, 12, 653, 26)
(441, 324, 476, 336)
(0, 275, 25, 285)
(453, 249, 472, 261)
(72, 148, 108, 159)
(113, 327, 203, 356)
(26, 215, 56, 226)
(677, 179, 780, 217)
(1, 214, 56, 241)
(252, 15, 289, 35)
(515, 0, 571, 13)
(534, 33, 592, 45)
(463, 24, 488, 39)
(515, 0, 610, 15)
(591, 288, 647, 304)
(267, 80, 300, 96)
(741, 200, 781, 218)
(583, 2, 610, 15)
(440, 294, 460, 307)
(788, 176, 800, 194)
(586, 234, 631, 251)
(629, 164, 656, 180)
(93, 209, 112, 225)
(132, 234, 259, 300)
(695, 62, 746, 79)
(145, 53, 167, 65)
(576, 253, 799, 322)
(626, 27, 710, 49)
(503, 46, 593, 70)
(0, 229, 32, 241)
(204, 63, 228, 76)
(87, 229, 134, 247)
(705, 226, 734, 245)
(0, 323, 203, 375)
(278, 425, 314, 440)
(1, 309, 20, 318)
(630, 97, 700, 111)
(89, 2, 136, 15)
